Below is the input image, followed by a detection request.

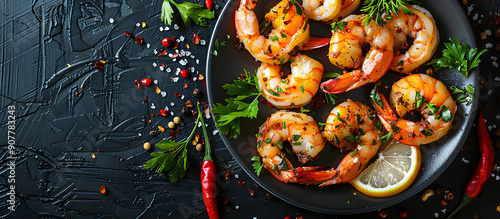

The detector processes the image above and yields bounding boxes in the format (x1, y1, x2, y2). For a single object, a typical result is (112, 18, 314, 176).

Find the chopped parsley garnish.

(436, 37, 487, 78)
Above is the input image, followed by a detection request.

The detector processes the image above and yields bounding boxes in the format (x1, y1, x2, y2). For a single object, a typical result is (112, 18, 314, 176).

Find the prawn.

(257, 54, 323, 109)
(371, 74, 456, 146)
(235, 0, 310, 65)
(302, 0, 361, 23)
(385, 5, 439, 73)
(318, 100, 383, 185)
(321, 14, 394, 94)
(257, 111, 337, 184)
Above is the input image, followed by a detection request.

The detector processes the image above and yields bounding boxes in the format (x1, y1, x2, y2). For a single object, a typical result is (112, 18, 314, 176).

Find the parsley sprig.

(449, 84, 475, 106)
(161, 0, 215, 27)
(212, 70, 262, 139)
(361, 0, 421, 26)
(436, 38, 487, 78)
(143, 103, 207, 183)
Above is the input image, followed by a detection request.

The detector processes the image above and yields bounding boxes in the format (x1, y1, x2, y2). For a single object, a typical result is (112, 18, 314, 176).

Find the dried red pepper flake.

(248, 189, 255, 196)
(260, 99, 272, 107)
(172, 53, 179, 58)
(134, 80, 142, 90)
(284, 217, 292, 219)
(141, 78, 153, 86)
(441, 199, 448, 205)
(150, 113, 155, 117)
(399, 210, 408, 218)
(99, 186, 106, 194)
(172, 41, 179, 49)
(135, 36, 144, 44)
(124, 31, 133, 37)
(237, 181, 245, 186)
(378, 210, 388, 218)
(94, 61, 103, 71)
(146, 120, 151, 123)
(160, 109, 168, 117)
(169, 130, 175, 136)
(157, 51, 168, 57)
(223, 198, 229, 204)
(495, 17, 500, 26)
(183, 83, 189, 89)
(142, 99, 149, 102)
(174, 92, 181, 97)
(225, 170, 234, 177)
(193, 33, 201, 45)
(446, 192, 454, 200)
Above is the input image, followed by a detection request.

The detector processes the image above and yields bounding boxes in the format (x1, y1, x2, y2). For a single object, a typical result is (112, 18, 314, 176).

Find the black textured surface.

(1, 0, 499, 218)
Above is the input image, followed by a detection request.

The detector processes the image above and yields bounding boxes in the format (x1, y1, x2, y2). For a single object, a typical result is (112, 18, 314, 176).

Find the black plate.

(206, 0, 479, 214)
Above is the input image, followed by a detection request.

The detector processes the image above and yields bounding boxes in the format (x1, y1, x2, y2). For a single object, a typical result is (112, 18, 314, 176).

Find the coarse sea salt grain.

(159, 66, 165, 71)
(492, 61, 498, 68)
(200, 39, 206, 45)
(441, 209, 446, 214)
(485, 30, 492, 36)
(179, 36, 185, 41)
(486, 43, 493, 49)
(213, 130, 219, 135)
(174, 24, 179, 30)
(159, 27, 164, 31)
(165, 26, 170, 31)
(161, 91, 167, 97)
(170, 102, 175, 106)
(151, 104, 156, 109)
(170, 111, 174, 116)
(495, 77, 500, 82)
(153, 63, 157, 67)
(190, 55, 195, 59)
(181, 95, 185, 100)
(191, 67, 195, 72)
(136, 23, 141, 27)
(467, 4, 474, 14)
(491, 56, 498, 61)
(434, 213, 439, 217)
(154, 80, 158, 84)
(196, 59, 200, 64)
(192, 77, 197, 81)
(167, 68, 172, 73)
(164, 106, 169, 111)
(146, 43, 150, 48)
(235, 174, 239, 178)
(179, 59, 187, 66)
(496, 175, 500, 180)
(109, 18, 114, 23)
(172, 58, 176, 62)
(173, 77, 179, 82)
(154, 49, 158, 55)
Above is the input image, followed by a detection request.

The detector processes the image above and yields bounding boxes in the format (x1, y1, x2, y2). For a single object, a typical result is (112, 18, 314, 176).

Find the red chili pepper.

(180, 69, 189, 78)
(447, 112, 494, 219)
(198, 103, 219, 219)
(205, 0, 212, 10)
(141, 78, 152, 86)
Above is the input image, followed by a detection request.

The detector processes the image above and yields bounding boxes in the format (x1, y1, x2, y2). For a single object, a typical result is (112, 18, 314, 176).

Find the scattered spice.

(124, 31, 133, 37)
(198, 74, 205, 80)
(378, 210, 388, 218)
(248, 189, 255, 196)
(94, 61, 103, 71)
(237, 181, 245, 186)
(175, 92, 181, 97)
(160, 109, 168, 117)
(174, 116, 182, 124)
(196, 143, 203, 151)
(158, 126, 166, 132)
(135, 80, 142, 90)
(135, 36, 144, 44)
(180, 69, 189, 78)
(266, 192, 274, 200)
(141, 78, 152, 86)
(143, 142, 152, 150)
(156, 87, 161, 94)
(99, 186, 106, 194)
(92, 154, 96, 158)
(193, 33, 201, 45)
(168, 121, 176, 129)
(425, 67, 434, 76)
(422, 189, 435, 201)
(150, 130, 160, 136)
(441, 199, 448, 206)
(185, 100, 194, 108)
(446, 192, 454, 200)
(399, 209, 408, 218)
(193, 88, 202, 98)
(162, 37, 172, 47)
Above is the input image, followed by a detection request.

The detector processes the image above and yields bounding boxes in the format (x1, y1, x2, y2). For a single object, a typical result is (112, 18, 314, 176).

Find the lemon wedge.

(350, 139, 421, 197)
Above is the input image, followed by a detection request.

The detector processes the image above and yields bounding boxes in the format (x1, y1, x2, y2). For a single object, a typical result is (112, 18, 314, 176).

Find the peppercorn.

(425, 67, 434, 76)
(473, 213, 479, 219)
(149, 130, 159, 136)
(495, 43, 500, 53)
(143, 142, 151, 150)
(399, 209, 408, 218)
(181, 107, 189, 116)
(495, 28, 500, 38)
(168, 121, 175, 129)
(173, 116, 181, 124)
(496, 205, 500, 212)
(193, 88, 203, 98)
(196, 143, 203, 151)
(378, 209, 388, 218)
(479, 32, 487, 40)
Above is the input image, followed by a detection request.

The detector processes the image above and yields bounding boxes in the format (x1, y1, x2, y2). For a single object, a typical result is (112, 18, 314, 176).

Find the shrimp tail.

(321, 70, 370, 94)
(319, 155, 368, 187)
(268, 166, 338, 185)
(301, 37, 330, 51)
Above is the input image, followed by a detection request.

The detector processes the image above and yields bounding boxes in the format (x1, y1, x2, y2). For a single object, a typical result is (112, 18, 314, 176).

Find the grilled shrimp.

(321, 14, 394, 94)
(371, 74, 456, 146)
(385, 5, 439, 73)
(318, 100, 382, 186)
(235, 0, 310, 65)
(257, 54, 324, 109)
(256, 111, 337, 184)
(302, 0, 361, 23)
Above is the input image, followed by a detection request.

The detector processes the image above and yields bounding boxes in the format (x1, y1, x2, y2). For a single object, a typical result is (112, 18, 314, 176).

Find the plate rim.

(206, 0, 479, 214)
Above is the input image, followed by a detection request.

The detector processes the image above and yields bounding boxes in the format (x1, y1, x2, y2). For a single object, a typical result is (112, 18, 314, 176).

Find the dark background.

(0, 0, 499, 218)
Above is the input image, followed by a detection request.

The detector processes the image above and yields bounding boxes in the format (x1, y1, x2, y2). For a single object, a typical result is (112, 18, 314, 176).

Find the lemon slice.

(350, 139, 421, 197)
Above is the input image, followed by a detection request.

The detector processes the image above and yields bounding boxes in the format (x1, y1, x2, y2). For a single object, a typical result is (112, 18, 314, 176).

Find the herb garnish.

(449, 85, 475, 106)
(360, 0, 422, 26)
(251, 156, 264, 176)
(143, 103, 207, 183)
(212, 70, 261, 139)
(436, 37, 487, 78)
(331, 21, 347, 32)
(161, 0, 215, 27)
